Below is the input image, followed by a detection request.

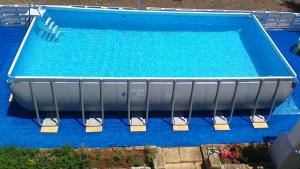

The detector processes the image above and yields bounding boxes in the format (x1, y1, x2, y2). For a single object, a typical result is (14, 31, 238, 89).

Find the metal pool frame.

(7, 6, 298, 128)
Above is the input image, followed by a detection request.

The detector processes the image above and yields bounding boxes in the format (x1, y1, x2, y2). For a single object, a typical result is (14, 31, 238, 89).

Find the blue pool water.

(0, 27, 299, 148)
(11, 9, 292, 77)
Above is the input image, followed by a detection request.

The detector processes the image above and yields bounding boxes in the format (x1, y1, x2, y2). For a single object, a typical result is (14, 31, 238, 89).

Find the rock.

(162, 148, 180, 163)
(153, 150, 166, 169)
(179, 147, 202, 162)
(165, 162, 195, 169)
(208, 154, 222, 169)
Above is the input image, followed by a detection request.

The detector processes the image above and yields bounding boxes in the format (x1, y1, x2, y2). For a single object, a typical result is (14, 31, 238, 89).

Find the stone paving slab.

(165, 162, 196, 169)
(154, 149, 166, 169)
(162, 148, 181, 163)
(226, 164, 250, 169)
(194, 162, 202, 169)
(179, 147, 202, 162)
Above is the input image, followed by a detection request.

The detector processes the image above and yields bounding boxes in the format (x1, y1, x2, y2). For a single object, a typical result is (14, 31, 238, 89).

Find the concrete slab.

(165, 162, 195, 169)
(173, 112, 189, 131)
(154, 149, 166, 169)
(86, 112, 102, 132)
(131, 112, 145, 126)
(130, 125, 146, 132)
(213, 116, 228, 124)
(252, 122, 268, 128)
(40, 126, 58, 133)
(251, 115, 264, 122)
(214, 124, 230, 131)
(162, 148, 180, 163)
(173, 125, 189, 131)
(250, 115, 268, 128)
(226, 164, 250, 169)
(179, 147, 202, 162)
(86, 112, 102, 126)
(173, 115, 187, 125)
(194, 162, 203, 169)
(86, 117, 102, 126)
(42, 112, 58, 126)
(86, 126, 102, 132)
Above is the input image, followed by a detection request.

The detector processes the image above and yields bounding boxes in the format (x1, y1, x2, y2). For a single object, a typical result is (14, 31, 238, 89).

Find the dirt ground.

(1, 0, 300, 12)
(84, 148, 147, 168)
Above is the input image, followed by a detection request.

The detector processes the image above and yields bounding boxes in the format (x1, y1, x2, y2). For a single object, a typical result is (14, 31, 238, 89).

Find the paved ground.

(1, 0, 300, 12)
(161, 147, 203, 169)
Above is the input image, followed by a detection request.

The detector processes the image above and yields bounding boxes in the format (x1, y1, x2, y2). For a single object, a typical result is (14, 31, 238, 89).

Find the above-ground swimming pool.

(8, 7, 297, 114)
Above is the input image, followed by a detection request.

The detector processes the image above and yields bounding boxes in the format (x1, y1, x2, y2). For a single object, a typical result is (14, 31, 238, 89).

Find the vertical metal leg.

(50, 80, 60, 125)
(79, 80, 86, 126)
(100, 80, 104, 125)
(146, 80, 150, 124)
(228, 79, 239, 124)
(127, 80, 131, 125)
(188, 80, 195, 124)
(171, 80, 176, 125)
(266, 79, 281, 122)
(251, 79, 264, 121)
(213, 80, 221, 124)
(29, 80, 42, 126)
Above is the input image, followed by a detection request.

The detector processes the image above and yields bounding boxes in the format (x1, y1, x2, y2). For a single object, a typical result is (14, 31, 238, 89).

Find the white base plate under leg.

(173, 113, 189, 131)
(40, 112, 58, 133)
(130, 112, 146, 132)
(213, 116, 230, 131)
(250, 115, 268, 128)
(86, 112, 103, 132)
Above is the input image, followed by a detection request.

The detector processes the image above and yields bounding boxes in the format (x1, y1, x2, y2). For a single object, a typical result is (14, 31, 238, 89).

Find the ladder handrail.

(31, 0, 46, 21)
(32, 0, 45, 8)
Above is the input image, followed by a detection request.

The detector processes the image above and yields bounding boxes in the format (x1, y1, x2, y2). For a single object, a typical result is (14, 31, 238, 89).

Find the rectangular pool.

(8, 6, 297, 112)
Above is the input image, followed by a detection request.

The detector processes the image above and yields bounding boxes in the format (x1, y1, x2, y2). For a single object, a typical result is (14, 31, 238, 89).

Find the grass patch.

(0, 146, 155, 169)
(0, 145, 89, 169)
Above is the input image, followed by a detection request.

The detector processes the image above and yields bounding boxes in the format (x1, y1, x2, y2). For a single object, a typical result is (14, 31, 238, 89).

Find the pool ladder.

(28, 0, 61, 41)
(38, 16, 61, 41)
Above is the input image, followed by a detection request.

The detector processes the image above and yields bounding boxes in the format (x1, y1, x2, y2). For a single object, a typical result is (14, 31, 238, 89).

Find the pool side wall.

(7, 7, 298, 112)
(8, 78, 295, 111)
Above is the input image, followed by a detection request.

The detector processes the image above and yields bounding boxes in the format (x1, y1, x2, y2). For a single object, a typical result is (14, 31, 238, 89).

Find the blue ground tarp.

(0, 27, 299, 148)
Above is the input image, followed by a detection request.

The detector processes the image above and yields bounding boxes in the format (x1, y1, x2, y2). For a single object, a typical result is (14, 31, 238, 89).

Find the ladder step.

(55, 31, 61, 39)
(45, 17, 51, 26)
(48, 21, 55, 30)
(52, 25, 58, 34)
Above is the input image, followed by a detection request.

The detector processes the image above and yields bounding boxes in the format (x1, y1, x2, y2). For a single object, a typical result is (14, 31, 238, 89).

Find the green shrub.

(0, 146, 38, 169)
(0, 146, 153, 168)
(0, 145, 89, 169)
(127, 155, 143, 167)
(144, 147, 156, 168)
(95, 150, 101, 160)
(112, 149, 125, 162)
(42, 145, 89, 169)
(241, 144, 270, 163)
